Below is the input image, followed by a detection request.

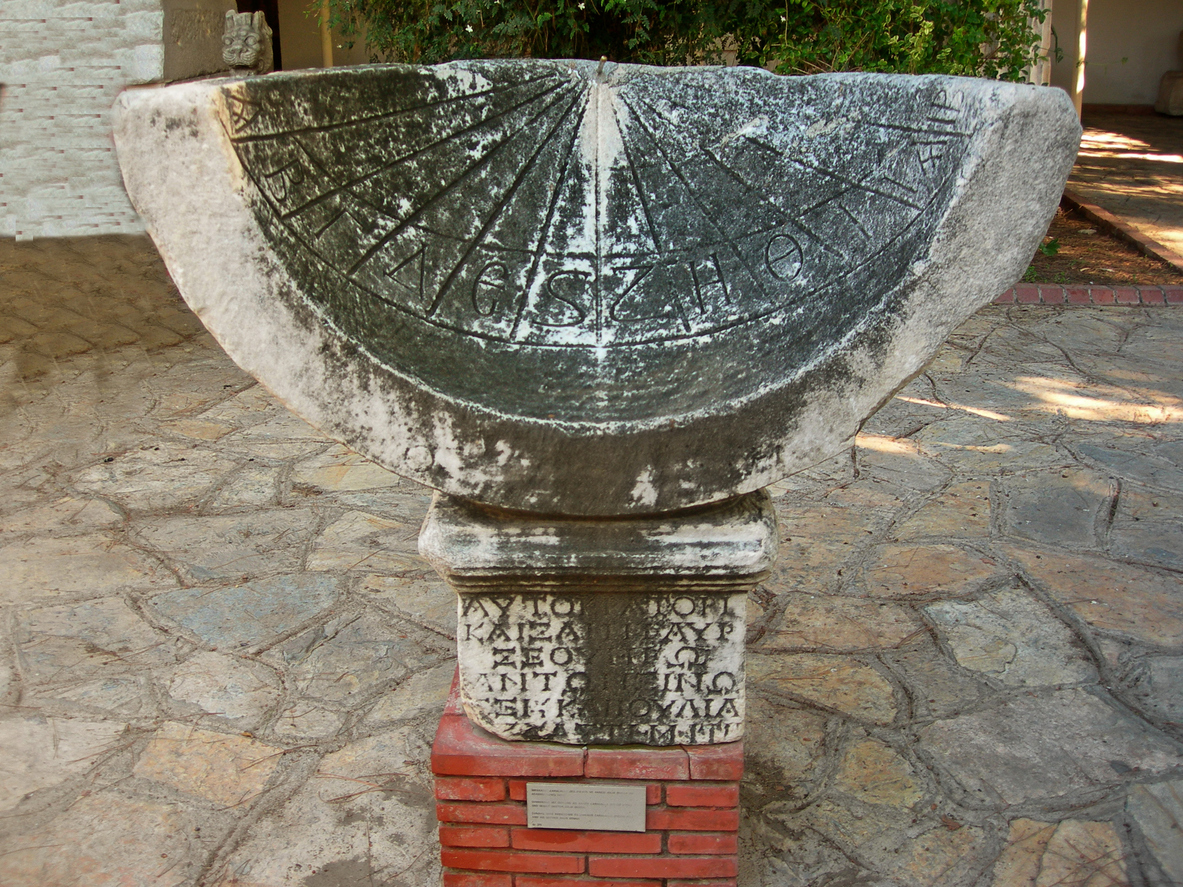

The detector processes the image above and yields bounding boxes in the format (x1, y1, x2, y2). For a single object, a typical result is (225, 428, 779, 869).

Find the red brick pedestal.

(432, 678, 743, 887)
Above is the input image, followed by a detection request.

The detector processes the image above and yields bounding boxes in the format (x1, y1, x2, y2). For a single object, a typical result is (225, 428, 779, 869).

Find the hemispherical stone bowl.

(115, 60, 1080, 515)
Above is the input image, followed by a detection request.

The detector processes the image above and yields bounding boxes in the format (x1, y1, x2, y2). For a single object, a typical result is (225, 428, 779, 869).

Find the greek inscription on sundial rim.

(226, 65, 971, 350)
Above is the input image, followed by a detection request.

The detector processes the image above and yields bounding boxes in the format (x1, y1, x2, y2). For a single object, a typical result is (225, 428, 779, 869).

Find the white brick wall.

(1, 0, 164, 239)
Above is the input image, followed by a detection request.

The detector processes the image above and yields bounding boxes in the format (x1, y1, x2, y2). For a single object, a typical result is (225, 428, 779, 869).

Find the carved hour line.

(226, 94, 260, 133)
(879, 174, 919, 195)
(426, 88, 584, 317)
(228, 72, 562, 143)
(700, 145, 846, 263)
(868, 120, 962, 139)
(799, 184, 858, 216)
(622, 95, 778, 312)
(784, 154, 923, 211)
(612, 101, 664, 257)
(288, 77, 570, 227)
(277, 79, 570, 233)
(312, 206, 347, 237)
(736, 132, 788, 160)
(510, 92, 589, 340)
(786, 214, 844, 259)
(699, 149, 848, 260)
(382, 244, 426, 306)
(345, 81, 577, 276)
(667, 266, 693, 333)
(269, 79, 571, 238)
(837, 200, 871, 240)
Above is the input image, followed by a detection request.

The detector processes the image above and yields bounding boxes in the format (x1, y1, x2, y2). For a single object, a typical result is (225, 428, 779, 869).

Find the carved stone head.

(222, 10, 273, 75)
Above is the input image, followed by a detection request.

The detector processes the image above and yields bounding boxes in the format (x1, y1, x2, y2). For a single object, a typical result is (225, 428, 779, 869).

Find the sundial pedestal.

(423, 493, 769, 885)
(421, 491, 776, 747)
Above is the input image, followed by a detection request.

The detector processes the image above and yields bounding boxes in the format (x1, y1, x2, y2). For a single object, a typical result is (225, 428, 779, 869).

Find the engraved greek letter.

(385, 245, 425, 305)
(473, 261, 510, 317)
(608, 263, 657, 322)
(690, 253, 729, 311)
(535, 270, 589, 327)
(765, 234, 802, 281)
(262, 159, 305, 203)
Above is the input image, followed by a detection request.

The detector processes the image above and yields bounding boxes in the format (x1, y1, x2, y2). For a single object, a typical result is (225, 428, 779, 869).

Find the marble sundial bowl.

(115, 60, 1080, 517)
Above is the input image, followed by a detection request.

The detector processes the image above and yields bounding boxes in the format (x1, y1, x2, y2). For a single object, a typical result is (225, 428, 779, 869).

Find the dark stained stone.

(115, 61, 1079, 515)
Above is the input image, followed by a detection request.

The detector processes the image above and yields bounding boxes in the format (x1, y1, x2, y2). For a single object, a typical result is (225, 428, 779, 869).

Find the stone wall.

(0, 0, 165, 239)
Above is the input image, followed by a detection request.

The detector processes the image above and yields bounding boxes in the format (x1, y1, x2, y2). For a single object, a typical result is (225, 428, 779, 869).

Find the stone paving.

(1, 234, 1182, 886)
(1069, 111, 1183, 265)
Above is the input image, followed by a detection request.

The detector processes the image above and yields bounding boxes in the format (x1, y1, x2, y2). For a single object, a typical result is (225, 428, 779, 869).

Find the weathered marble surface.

(422, 492, 774, 743)
(114, 62, 1080, 515)
(454, 590, 746, 745)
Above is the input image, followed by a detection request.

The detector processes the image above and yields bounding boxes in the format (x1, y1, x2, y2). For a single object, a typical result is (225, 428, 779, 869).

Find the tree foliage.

(324, 0, 1049, 81)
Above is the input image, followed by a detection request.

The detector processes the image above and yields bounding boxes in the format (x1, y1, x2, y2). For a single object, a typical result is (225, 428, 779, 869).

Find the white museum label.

(526, 783, 647, 832)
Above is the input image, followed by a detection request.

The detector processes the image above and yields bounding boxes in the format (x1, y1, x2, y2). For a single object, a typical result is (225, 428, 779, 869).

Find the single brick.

(511, 828, 662, 854)
(1141, 288, 1166, 305)
(1088, 288, 1115, 305)
(517, 877, 660, 887)
(668, 880, 738, 887)
(1115, 286, 1140, 304)
(436, 802, 528, 826)
(1038, 286, 1065, 305)
(439, 825, 511, 848)
(436, 777, 507, 802)
(992, 288, 1015, 304)
(1014, 283, 1039, 303)
(666, 783, 740, 808)
(1164, 286, 1183, 304)
(509, 779, 661, 804)
(432, 714, 585, 778)
(685, 743, 744, 781)
(1066, 287, 1092, 304)
(589, 856, 739, 879)
(441, 849, 584, 874)
(669, 832, 740, 854)
(442, 872, 512, 887)
(648, 808, 739, 831)
(586, 747, 689, 780)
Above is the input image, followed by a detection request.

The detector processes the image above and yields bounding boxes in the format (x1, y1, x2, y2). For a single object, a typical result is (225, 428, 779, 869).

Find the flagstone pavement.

(1, 234, 1181, 886)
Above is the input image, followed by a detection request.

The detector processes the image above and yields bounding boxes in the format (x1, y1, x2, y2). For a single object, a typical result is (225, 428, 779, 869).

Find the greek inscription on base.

(457, 592, 746, 744)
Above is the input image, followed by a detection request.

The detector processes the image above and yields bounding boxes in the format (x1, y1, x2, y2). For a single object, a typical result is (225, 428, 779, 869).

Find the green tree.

(323, 0, 1049, 82)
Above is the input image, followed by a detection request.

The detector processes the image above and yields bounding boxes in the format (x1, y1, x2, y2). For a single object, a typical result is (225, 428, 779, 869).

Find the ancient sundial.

(116, 60, 1080, 516)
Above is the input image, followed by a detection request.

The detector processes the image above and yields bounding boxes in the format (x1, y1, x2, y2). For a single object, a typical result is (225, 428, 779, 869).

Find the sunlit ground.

(1069, 114, 1183, 257)
(858, 370, 1183, 457)
(1077, 130, 1183, 165)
